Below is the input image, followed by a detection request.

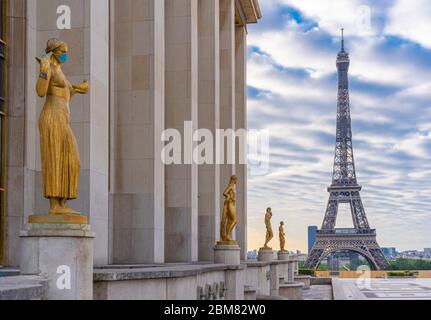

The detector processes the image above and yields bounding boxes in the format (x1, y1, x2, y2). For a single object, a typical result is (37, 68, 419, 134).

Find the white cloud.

(349, 37, 431, 87)
(384, 0, 431, 48)
(279, 0, 382, 36)
(247, 53, 334, 101)
(248, 25, 336, 79)
(392, 132, 431, 159)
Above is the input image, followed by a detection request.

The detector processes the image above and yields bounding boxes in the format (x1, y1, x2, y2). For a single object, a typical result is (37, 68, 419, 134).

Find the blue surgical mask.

(58, 52, 68, 64)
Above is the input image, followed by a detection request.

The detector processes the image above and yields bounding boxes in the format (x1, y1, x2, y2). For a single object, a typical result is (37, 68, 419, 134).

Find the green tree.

(386, 259, 431, 271)
(317, 263, 328, 271)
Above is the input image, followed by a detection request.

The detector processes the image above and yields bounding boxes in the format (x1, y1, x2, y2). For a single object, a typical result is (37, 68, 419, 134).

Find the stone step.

(244, 285, 257, 300)
(0, 276, 47, 300)
(256, 294, 289, 300)
(279, 282, 304, 300)
(294, 275, 312, 289)
(0, 268, 20, 277)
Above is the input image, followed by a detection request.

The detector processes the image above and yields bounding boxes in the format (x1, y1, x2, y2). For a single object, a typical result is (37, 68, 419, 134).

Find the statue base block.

(29, 213, 88, 225)
(278, 251, 290, 261)
(20, 222, 94, 300)
(258, 247, 274, 262)
(216, 240, 238, 246)
(214, 244, 241, 265)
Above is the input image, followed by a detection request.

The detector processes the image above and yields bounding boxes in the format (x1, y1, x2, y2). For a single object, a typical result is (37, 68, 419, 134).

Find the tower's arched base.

(305, 229, 389, 271)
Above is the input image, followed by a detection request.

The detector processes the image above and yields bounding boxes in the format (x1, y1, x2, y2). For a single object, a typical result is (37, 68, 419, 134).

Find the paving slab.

(303, 285, 333, 300)
(333, 278, 431, 300)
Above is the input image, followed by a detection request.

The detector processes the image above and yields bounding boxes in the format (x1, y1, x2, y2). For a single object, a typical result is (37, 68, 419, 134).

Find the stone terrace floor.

(333, 278, 431, 300)
(303, 285, 333, 300)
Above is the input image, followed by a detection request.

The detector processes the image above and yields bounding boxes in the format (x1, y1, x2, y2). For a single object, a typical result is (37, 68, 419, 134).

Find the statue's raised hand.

(36, 53, 52, 74)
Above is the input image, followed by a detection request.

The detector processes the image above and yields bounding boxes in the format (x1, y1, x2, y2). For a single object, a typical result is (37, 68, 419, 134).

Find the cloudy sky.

(246, 0, 431, 253)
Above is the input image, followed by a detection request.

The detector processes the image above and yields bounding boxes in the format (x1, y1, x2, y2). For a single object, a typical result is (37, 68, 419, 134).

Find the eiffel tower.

(305, 30, 389, 271)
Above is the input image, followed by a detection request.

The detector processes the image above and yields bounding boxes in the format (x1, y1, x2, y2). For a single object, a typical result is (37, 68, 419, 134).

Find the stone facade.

(3, 0, 261, 269)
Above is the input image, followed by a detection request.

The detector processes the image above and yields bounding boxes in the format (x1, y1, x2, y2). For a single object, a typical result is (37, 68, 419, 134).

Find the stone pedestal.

(258, 248, 274, 262)
(20, 223, 94, 300)
(278, 251, 289, 261)
(278, 263, 289, 284)
(294, 259, 299, 276)
(295, 275, 312, 289)
(287, 260, 296, 283)
(244, 285, 258, 300)
(214, 244, 241, 265)
(269, 263, 279, 296)
(279, 282, 304, 300)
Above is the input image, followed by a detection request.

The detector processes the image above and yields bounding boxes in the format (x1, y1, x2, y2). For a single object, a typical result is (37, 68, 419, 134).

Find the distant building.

(382, 247, 397, 258)
(296, 253, 308, 262)
(424, 248, 431, 255)
(247, 250, 258, 260)
(308, 226, 318, 253)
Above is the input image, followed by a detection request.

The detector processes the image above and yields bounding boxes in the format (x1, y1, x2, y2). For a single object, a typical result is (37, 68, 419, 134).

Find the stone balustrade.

(2, 253, 306, 300)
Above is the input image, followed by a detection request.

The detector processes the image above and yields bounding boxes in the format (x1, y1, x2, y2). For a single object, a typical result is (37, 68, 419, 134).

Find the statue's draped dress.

(39, 63, 80, 200)
(279, 226, 285, 249)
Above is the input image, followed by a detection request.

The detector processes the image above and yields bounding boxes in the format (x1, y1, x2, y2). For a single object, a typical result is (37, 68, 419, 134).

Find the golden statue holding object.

(279, 221, 287, 252)
(218, 175, 238, 245)
(30, 39, 89, 225)
(263, 208, 273, 249)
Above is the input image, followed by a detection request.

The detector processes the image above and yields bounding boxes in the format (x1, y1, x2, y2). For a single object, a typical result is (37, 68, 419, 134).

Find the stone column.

(164, 0, 198, 262)
(235, 25, 247, 260)
(219, 0, 236, 240)
(197, 0, 220, 262)
(278, 252, 290, 283)
(269, 263, 280, 296)
(4, 0, 27, 266)
(295, 258, 300, 275)
(287, 258, 296, 283)
(110, 0, 165, 264)
(86, 0, 110, 266)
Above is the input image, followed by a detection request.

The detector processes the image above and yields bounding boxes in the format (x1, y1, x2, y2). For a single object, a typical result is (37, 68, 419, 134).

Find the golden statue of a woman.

(218, 175, 238, 245)
(30, 39, 89, 224)
(263, 208, 273, 249)
(279, 221, 287, 252)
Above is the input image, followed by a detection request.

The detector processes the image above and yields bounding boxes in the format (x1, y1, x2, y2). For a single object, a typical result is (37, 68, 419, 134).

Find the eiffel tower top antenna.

(341, 28, 345, 52)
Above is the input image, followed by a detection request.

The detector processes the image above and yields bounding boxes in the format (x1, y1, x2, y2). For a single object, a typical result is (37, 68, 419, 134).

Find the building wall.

(4, 0, 258, 267)
(308, 226, 317, 254)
